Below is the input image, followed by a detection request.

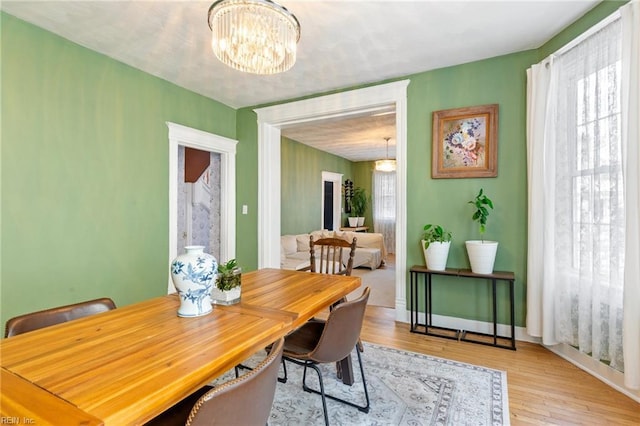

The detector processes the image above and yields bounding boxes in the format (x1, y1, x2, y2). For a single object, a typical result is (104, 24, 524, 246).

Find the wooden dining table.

(0, 268, 361, 425)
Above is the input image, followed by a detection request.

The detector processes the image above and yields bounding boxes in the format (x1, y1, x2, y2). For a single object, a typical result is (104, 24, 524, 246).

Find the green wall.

(281, 137, 353, 235)
(279, 137, 375, 235)
(405, 50, 535, 325)
(398, 0, 624, 325)
(1, 1, 623, 329)
(0, 13, 237, 325)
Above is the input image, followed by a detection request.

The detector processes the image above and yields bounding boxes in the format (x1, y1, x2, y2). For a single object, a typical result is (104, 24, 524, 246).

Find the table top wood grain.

(1, 368, 104, 426)
(0, 269, 360, 425)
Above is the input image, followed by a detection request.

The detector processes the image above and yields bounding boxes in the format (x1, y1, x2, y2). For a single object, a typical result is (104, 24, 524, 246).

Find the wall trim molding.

(398, 310, 537, 343)
(167, 122, 238, 292)
(546, 343, 640, 403)
(255, 80, 410, 322)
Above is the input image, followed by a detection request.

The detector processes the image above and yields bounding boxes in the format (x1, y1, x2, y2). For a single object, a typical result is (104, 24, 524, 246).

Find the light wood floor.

(359, 305, 640, 425)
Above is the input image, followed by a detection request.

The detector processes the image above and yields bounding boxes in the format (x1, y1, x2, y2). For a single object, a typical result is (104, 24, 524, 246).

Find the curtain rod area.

(545, 8, 621, 63)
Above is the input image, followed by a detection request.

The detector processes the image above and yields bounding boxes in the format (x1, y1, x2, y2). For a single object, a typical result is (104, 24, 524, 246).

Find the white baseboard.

(396, 309, 537, 343)
(545, 343, 640, 403)
(395, 309, 639, 403)
(394, 299, 407, 322)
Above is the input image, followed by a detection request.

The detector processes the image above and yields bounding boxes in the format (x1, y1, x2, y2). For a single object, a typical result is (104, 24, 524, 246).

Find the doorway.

(322, 171, 343, 231)
(254, 80, 410, 321)
(177, 147, 221, 256)
(167, 122, 238, 293)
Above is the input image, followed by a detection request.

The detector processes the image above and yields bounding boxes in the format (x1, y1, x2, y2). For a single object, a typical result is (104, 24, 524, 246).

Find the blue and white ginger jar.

(170, 246, 217, 317)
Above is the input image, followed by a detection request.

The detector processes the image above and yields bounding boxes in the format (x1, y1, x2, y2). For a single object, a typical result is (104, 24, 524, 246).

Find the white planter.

(357, 217, 365, 226)
(348, 217, 359, 227)
(211, 286, 241, 305)
(170, 246, 217, 317)
(465, 240, 499, 275)
(212, 267, 242, 305)
(422, 240, 451, 271)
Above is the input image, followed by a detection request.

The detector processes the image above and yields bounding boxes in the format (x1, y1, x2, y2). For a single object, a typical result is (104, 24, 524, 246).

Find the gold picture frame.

(432, 104, 498, 178)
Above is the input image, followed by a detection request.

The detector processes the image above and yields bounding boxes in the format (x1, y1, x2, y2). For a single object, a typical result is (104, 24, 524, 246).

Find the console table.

(409, 265, 516, 350)
(339, 226, 368, 232)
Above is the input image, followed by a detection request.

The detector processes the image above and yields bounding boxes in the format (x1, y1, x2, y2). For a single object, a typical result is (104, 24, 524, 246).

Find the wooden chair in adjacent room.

(279, 287, 371, 426)
(309, 235, 357, 276)
(4, 297, 117, 338)
(145, 337, 284, 426)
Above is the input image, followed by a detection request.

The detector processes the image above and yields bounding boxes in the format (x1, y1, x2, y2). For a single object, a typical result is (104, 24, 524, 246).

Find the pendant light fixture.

(375, 137, 396, 172)
(208, 0, 301, 75)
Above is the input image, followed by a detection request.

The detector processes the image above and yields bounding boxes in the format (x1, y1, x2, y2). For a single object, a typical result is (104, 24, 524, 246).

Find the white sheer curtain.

(526, 1, 639, 390)
(372, 170, 395, 254)
(621, 0, 640, 391)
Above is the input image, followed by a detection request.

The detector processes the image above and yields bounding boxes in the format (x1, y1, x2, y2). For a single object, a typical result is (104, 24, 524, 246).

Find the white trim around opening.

(254, 80, 410, 321)
(167, 122, 238, 293)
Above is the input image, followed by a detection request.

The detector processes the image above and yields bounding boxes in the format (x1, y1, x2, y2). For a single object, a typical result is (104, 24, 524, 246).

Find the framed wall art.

(431, 104, 498, 178)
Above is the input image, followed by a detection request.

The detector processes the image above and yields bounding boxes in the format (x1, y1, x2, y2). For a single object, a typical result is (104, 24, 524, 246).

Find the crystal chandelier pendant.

(208, 0, 301, 75)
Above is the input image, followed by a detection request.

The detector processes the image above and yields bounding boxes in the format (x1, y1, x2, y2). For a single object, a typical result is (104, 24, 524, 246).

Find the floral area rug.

(213, 342, 509, 426)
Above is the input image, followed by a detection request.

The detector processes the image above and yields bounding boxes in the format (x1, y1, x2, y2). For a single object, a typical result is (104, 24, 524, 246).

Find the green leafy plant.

(216, 259, 241, 291)
(351, 187, 369, 217)
(422, 224, 452, 249)
(468, 188, 494, 239)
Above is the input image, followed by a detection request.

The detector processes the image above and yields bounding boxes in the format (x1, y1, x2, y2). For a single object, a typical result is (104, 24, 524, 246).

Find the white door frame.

(254, 80, 410, 320)
(167, 122, 238, 293)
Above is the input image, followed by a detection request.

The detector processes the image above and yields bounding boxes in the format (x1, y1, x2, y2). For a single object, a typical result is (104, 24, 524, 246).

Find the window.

(372, 170, 396, 254)
(550, 18, 625, 371)
(528, 2, 640, 391)
(571, 62, 624, 276)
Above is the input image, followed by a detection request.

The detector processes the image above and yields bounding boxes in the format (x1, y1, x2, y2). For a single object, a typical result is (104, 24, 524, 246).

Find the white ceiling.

(2, 0, 599, 161)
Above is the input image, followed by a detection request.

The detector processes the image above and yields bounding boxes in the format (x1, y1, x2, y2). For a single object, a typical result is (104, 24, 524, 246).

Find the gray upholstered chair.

(279, 287, 371, 426)
(146, 337, 284, 426)
(4, 297, 117, 338)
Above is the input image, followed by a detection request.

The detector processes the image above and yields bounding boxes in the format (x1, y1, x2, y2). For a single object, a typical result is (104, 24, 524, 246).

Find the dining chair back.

(146, 337, 284, 426)
(309, 235, 357, 276)
(280, 287, 371, 425)
(4, 297, 117, 338)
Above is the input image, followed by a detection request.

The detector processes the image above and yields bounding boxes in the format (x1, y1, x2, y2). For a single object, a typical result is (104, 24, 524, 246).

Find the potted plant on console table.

(351, 187, 369, 227)
(421, 224, 452, 271)
(465, 188, 498, 274)
(347, 209, 359, 227)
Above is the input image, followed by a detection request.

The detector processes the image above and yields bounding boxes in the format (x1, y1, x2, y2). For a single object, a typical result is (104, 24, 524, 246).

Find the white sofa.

(281, 230, 386, 271)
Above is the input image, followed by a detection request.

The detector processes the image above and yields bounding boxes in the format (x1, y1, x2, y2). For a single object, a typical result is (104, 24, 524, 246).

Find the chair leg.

(283, 347, 370, 423)
(301, 349, 370, 413)
(277, 358, 288, 383)
(354, 345, 370, 411)
(235, 363, 254, 378)
(304, 362, 330, 426)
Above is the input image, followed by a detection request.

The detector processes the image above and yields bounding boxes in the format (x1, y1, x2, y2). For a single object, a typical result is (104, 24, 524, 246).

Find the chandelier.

(207, 0, 301, 75)
(375, 137, 396, 172)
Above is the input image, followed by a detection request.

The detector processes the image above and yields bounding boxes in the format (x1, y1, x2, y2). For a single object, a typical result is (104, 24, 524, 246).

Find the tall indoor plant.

(351, 187, 369, 227)
(465, 189, 498, 274)
(421, 224, 452, 271)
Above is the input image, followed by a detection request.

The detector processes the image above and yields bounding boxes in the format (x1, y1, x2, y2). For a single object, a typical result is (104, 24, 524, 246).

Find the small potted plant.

(421, 224, 452, 271)
(351, 187, 369, 227)
(347, 208, 359, 227)
(211, 259, 241, 305)
(465, 189, 499, 274)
